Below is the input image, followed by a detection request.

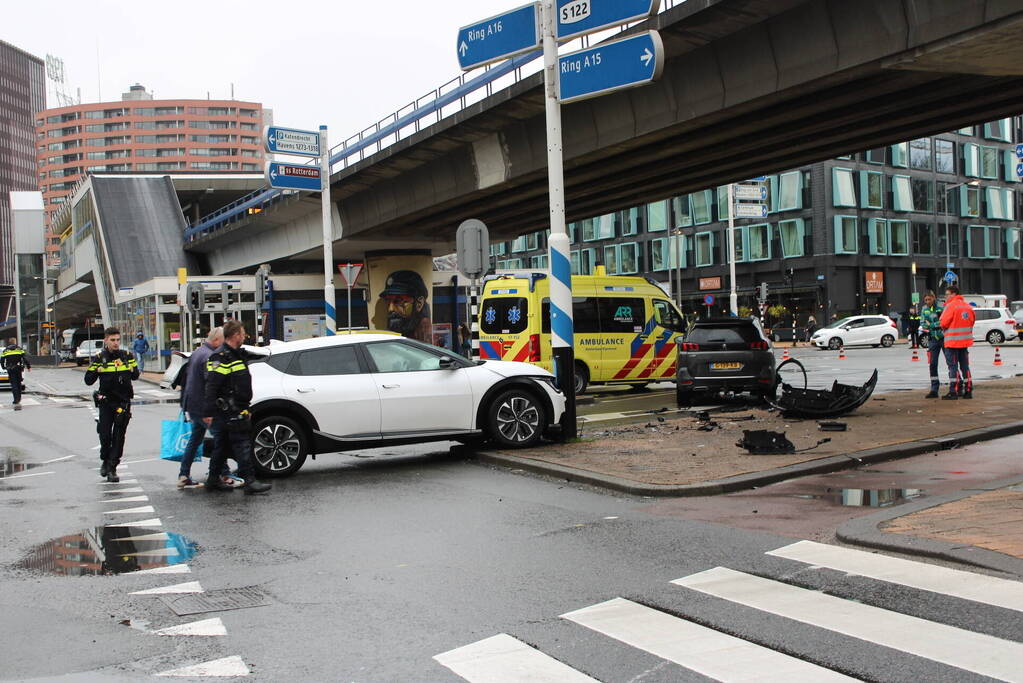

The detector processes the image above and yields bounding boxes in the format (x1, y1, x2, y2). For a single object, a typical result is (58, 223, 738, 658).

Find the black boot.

(243, 479, 272, 495)
(925, 390, 939, 399)
(106, 460, 119, 483)
(205, 476, 234, 492)
(100, 460, 109, 477)
(941, 391, 958, 400)
(963, 390, 973, 399)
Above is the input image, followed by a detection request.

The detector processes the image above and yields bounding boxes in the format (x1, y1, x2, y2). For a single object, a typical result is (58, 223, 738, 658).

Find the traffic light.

(184, 283, 205, 313)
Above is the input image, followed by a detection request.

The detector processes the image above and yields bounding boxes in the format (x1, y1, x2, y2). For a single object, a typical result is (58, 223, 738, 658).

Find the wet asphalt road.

(1, 368, 1022, 681)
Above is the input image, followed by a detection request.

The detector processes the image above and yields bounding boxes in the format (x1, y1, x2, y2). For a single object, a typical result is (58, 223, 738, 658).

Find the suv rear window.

(481, 298, 528, 334)
(685, 322, 764, 346)
(974, 309, 999, 320)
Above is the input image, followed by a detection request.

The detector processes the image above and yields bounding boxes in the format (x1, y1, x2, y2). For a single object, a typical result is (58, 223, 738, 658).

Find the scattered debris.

(769, 370, 878, 418)
(694, 411, 711, 421)
(697, 422, 718, 432)
(736, 430, 796, 454)
(818, 421, 847, 432)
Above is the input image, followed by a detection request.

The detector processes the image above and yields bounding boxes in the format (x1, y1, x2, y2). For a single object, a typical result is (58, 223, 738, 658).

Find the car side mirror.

(439, 356, 458, 370)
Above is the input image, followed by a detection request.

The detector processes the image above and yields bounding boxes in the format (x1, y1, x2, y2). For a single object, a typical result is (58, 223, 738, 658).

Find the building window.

(604, 243, 638, 274)
(980, 146, 999, 179)
(910, 138, 932, 170)
(935, 139, 955, 174)
(691, 190, 713, 224)
(868, 218, 888, 255)
(647, 200, 668, 232)
(832, 168, 856, 207)
(834, 216, 858, 254)
(1007, 228, 1022, 259)
(511, 235, 528, 253)
(672, 195, 692, 227)
(530, 254, 548, 269)
(621, 207, 639, 236)
(778, 219, 805, 258)
(967, 225, 988, 258)
(746, 223, 771, 261)
(891, 142, 908, 168)
(958, 126, 974, 136)
(570, 248, 596, 274)
(889, 220, 910, 255)
(960, 185, 980, 217)
(777, 172, 802, 211)
(717, 186, 730, 221)
(938, 224, 960, 258)
(911, 178, 934, 213)
(985, 187, 1014, 220)
(892, 175, 913, 211)
(913, 222, 934, 255)
(963, 143, 980, 177)
(984, 118, 1012, 142)
(650, 236, 684, 271)
(694, 232, 714, 266)
(860, 171, 883, 209)
(986, 226, 1002, 257)
(1004, 150, 1021, 182)
(865, 148, 885, 164)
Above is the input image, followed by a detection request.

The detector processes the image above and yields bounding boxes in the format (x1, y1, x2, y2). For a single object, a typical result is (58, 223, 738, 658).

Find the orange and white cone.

(781, 348, 790, 361)
(994, 346, 1003, 366)
(911, 347, 920, 362)
(838, 345, 847, 360)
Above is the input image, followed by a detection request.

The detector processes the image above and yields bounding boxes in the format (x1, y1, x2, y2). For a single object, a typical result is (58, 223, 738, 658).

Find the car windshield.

(686, 324, 761, 345)
(824, 317, 856, 329)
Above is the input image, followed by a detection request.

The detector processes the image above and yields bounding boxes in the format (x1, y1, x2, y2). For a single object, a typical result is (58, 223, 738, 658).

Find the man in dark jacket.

(176, 327, 235, 488)
(202, 320, 270, 495)
(1, 338, 31, 409)
(84, 327, 139, 482)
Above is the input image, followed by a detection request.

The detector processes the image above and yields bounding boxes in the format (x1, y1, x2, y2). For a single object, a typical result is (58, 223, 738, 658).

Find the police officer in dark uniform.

(1, 337, 31, 410)
(906, 306, 922, 349)
(202, 320, 271, 495)
(84, 327, 139, 482)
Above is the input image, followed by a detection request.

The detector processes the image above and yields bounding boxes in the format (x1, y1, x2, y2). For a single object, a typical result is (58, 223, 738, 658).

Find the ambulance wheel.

(574, 363, 589, 395)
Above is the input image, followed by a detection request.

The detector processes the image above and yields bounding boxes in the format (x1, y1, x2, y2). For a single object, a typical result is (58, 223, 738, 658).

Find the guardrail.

(184, 0, 686, 244)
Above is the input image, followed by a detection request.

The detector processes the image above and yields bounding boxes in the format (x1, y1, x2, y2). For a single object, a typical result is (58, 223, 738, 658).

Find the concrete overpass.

(187, 0, 1023, 274)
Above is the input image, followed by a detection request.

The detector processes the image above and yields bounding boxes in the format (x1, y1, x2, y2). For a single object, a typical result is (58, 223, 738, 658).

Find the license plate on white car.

(710, 362, 742, 370)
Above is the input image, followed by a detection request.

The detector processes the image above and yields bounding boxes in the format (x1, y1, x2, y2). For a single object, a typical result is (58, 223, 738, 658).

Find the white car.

(246, 334, 565, 477)
(971, 307, 1018, 345)
(75, 339, 104, 366)
(810, 315, 899, 350)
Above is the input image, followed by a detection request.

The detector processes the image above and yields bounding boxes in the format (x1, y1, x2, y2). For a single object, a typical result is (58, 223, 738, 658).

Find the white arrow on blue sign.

(266, 162, 321, 191)
(265, 126, 320, 157)
(944, 270, 957, 283)
(1016, 162, 1023, 178)
(456, 3, 540, 71)
(734, 203, 768, 219)
(1016, 143, 1023, 159)
(734, 185, 767, 201)
(558, 30, 664, 104)
(556, 0, 660, 41)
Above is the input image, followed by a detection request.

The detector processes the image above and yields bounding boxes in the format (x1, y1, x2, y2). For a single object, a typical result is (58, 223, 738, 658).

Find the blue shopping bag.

(160, 412, 203, 463)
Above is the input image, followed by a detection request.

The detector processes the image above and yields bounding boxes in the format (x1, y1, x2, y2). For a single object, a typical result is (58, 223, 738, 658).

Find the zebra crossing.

(0, 388, 178, 412)
(435, 541, 1023, 682)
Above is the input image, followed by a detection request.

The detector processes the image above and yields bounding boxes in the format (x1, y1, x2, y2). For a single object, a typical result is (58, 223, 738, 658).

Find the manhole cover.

(161, 586, 270, 616)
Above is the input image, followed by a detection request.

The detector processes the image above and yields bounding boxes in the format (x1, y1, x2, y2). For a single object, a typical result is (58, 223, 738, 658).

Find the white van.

(75, 339, 104, 366)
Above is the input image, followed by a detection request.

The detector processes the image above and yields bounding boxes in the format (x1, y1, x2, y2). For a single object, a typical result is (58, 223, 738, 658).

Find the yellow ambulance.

(478, 268, 686, 393)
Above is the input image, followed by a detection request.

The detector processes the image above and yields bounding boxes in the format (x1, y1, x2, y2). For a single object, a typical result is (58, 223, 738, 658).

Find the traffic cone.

(994, 346, 1003, 366)
(838, 345, 847, 360)
(911, 347, 920, 362)
(781, 348, 790, 361)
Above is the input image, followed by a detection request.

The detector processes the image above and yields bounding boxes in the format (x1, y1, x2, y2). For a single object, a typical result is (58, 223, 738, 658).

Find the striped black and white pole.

(256, 312, 264, 346)
(469, 280, 480, 360)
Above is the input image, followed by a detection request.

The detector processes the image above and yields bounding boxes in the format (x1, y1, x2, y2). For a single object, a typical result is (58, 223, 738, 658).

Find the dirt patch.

(495, 378, 1023, 486)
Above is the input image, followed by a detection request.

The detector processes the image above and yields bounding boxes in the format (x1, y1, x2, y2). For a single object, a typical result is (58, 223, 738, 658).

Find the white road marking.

(98, 495, 149, 504)
(117, 457, 162, 466)
(100, 479, 138, 484)
(103, 505, 156, 515)
(768, 540, 1023, 613)
(153, 617, 227, 637)
(673, 567, 1023, 683)
(101, 487, 144, 494)
(17, 398, 40, 406)
(40, 454, 77, 463)
(130, 580, 202, 596)
(2, 471, 55, 480)
(155, 655, 249, 677)
(110, 532, 169, 543)
(91, 445, 101, 450)
(434, 633, 596, 682)
(563, 598, 855, 682)
(106, 517, 162, 528)
(142, 389, 177, 398)
(49, 397, 77, 403)
(130, 564, 190, 576)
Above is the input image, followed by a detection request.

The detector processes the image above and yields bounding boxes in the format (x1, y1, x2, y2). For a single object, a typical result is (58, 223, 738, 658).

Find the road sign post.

(319, 126, 336, 336)
(726, 183, 738, 315)
(337, 263, 363, 333)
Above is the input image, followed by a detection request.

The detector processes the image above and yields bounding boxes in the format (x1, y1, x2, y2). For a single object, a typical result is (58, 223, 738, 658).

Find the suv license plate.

(710, 362, 742, 370)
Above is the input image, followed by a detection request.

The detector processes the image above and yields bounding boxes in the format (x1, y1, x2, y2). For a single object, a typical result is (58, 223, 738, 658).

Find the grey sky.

(4, 0, 514, 140)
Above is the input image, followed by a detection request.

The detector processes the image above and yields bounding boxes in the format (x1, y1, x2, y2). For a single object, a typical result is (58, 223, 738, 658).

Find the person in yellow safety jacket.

(84, 327, 139, 481)
(938, 284, 975, 400)
(1, 337, 31, 409)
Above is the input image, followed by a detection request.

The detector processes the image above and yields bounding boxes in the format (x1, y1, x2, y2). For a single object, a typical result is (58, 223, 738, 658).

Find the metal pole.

(674, 231, 683, 309)
(320, 125, 337, 336)
(470, 279, 480, 360)
(541, 0, 576, 440)
(347, 281, 353, 333)
(727, 183, 738, 315)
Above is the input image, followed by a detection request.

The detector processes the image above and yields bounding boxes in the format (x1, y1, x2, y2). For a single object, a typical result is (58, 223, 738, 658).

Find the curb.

(475, 419, 1023, 497)
(836, 474, 1023, 577)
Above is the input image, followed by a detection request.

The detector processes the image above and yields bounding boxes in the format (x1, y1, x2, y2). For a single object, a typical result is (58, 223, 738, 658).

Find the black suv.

(676, 317, 776, 406)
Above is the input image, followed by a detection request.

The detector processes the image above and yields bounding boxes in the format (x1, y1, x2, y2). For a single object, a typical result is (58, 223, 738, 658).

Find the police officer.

(906, 306, 922, 349)
(201, 320, 271, 495)
(84, 327, 139, 482)
(1, 337, 31, 409)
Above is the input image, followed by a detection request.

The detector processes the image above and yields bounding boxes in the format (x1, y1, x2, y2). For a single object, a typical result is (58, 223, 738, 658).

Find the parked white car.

(810, 315, 899, 350)
(245, 334, 565, 477)
(75, 339, 104, 366)
(971, 307, 1018, 345)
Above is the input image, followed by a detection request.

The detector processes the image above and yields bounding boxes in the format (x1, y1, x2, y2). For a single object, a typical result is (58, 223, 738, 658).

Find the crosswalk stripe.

(49, 397, 77, 403)
(768, 540, 1023, 613)
(99, 495, 149, 504)
(562, 597, 855, 682)
(673, 567, 1023, 682)
(434, 633, 597, 682)
(18, 398, 39, 406)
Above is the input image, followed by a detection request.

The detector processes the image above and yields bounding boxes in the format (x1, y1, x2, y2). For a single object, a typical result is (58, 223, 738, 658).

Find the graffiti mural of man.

(380, 270, 432, 342)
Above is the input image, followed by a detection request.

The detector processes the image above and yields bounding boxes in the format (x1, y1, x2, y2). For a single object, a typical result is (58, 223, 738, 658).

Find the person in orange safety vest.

(938, 284, 975, 400)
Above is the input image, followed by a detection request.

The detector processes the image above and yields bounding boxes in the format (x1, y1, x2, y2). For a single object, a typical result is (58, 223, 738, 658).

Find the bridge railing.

(184, 0, 686, 243)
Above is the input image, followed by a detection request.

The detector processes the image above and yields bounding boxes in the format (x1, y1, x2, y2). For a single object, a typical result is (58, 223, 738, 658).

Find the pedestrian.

(1, 337, 31, 410)
(805, 315, 818, 343)
(459, 323, 472, 357)
(131, 332, 150, 373)
(202, 320, 271, 495)
(919, 292, 944, 398)
(906, 307, 921, 349)
(176, 327, 240, 489)
(84, 327, 139, 482)
(939, 285, 975, 400)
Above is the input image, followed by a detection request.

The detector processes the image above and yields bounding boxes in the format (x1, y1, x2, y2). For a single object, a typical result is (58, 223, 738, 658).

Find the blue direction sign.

(944, 270, 957, 283)
(266, 162, 321, 191)
(556, 0, 660, 41)
(1016, 143, 1023, 159)
(1016, 162, 1023, 178)
(457, 3, 540, 71)
(265, 126, 320, 157)
(558, 31, 663, 103)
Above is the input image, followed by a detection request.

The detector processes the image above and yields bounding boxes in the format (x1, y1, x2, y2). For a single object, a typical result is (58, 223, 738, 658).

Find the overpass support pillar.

(365, 250, 435, 342)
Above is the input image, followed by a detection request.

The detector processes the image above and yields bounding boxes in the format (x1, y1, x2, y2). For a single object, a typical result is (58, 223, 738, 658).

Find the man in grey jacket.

(176, 328, 238, 488)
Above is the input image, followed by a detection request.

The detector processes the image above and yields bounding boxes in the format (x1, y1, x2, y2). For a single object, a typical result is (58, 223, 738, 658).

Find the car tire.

(573, 362, 589, 395)
(987, 330, 1005, 345)
(251, 415, 308, 478)
(881, 334, 895, 348)
(827, 337, 843, 350)
(487, 388, 546, 449)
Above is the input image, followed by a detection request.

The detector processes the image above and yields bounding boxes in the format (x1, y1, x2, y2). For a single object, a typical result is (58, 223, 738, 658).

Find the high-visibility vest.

(940, 296, 975, 348)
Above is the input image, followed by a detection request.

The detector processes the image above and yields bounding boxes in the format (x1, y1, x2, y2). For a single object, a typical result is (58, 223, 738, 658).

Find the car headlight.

(529, 375, 562, 392)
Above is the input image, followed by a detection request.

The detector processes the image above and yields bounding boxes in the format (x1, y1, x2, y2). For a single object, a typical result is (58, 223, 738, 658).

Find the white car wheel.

(252, 416, 308, 478)
(488, 389, 546, 448)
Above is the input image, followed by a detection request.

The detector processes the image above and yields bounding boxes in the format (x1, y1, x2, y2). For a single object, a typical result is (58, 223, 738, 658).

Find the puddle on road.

(0, 449, 45, 479)
(16, 526, 197, 576)
(791, 487, 924, 507)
